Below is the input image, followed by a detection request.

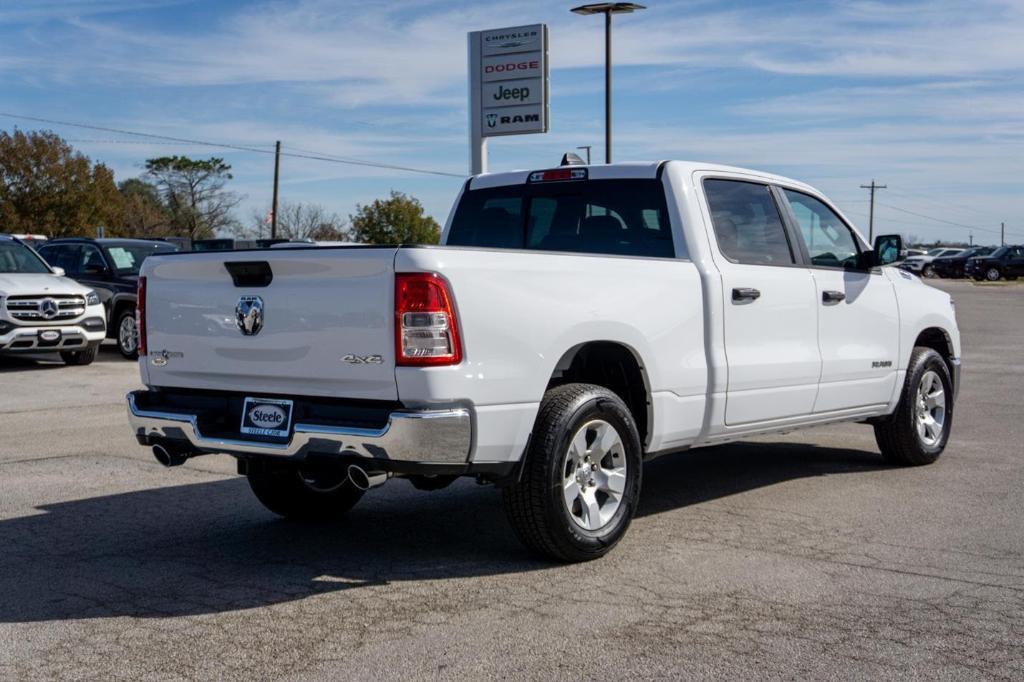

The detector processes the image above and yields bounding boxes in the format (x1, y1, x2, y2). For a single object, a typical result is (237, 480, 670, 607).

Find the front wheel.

(874, 347, 953, 466)
(116, 309, 139, 359)
(503, 384, 642, 563)
(986, 267, 1002, 281)
(247, 461, 364, 520)
(922, 264, 936, 278)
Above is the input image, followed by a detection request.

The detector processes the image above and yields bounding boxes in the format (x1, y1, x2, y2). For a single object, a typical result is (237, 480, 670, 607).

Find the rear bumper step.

(126, 390, 472, 464)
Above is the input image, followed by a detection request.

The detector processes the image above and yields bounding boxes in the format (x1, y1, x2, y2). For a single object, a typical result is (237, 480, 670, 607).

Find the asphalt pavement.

(0, 279, 1021, 680)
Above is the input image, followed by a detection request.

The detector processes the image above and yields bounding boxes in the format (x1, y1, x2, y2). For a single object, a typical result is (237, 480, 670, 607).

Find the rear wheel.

(116, 309, 139, 359)
(503, 384, 642, 563)
(247, 461, 364, 520)
(874, 347, 953, 466)
(61, 343, 99, 366)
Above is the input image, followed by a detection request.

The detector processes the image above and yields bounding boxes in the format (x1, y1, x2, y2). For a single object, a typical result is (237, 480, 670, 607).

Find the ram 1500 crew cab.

(126, 161, 961, 562)
(1, 234, 107, 364)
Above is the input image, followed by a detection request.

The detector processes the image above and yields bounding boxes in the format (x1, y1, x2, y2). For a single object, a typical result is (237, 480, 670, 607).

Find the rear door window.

(703, 179, 795, 266)
(447, 179, 677, 258)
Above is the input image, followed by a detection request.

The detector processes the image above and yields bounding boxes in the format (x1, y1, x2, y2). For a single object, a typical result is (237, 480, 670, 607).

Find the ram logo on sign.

(469, 24, 549, 139)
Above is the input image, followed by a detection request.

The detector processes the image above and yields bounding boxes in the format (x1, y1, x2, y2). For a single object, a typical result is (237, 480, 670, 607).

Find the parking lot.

(0, 279, 1021, 679)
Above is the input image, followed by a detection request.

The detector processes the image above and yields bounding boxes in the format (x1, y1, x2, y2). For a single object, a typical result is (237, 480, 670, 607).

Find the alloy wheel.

(915, 370, 946, 447)
(119, 315, 138, 354)
(561, 419, 628, 531)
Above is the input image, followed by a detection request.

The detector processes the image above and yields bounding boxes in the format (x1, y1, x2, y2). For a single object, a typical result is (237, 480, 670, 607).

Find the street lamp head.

(571, 2, 646, 15)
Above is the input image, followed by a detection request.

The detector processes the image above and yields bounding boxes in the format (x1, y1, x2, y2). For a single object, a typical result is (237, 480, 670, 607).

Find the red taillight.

(395, 273, 462, 366)
(136, 276, 147, 356)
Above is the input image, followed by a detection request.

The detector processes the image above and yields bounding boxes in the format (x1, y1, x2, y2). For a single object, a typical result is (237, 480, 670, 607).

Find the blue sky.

(1, 0, 1022, 244)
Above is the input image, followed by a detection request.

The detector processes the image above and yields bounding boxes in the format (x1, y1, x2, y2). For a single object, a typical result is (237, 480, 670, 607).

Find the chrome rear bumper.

(126, 391, 471, 464)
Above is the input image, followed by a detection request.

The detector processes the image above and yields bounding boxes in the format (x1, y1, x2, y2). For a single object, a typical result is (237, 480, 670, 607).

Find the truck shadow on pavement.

(0, 345, 125, 373)
(0, 441, 885, 623)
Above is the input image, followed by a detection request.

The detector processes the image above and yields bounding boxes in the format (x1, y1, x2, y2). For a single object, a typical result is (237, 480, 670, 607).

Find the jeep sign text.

(483, 79, 542, 106)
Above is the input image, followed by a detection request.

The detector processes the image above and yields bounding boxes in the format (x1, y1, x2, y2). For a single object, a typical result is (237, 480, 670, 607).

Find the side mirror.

(83, 264, 108, 275)
(51, 266, 66, 277)
(873, 234, 902, 267)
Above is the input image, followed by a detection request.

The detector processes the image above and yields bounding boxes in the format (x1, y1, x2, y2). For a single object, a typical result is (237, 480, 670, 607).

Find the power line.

(0, 111, 463, 179)
(885, 186, 1005, 226)
(874, 201, 1003, 234)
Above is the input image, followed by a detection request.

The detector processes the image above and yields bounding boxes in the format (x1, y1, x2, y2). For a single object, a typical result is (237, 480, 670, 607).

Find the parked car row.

(899, 245, 1023, 281)
(964, 246, 1024, 281)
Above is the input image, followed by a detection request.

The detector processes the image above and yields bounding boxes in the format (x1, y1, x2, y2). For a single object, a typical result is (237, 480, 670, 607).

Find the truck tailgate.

(142, 248, 399, 400)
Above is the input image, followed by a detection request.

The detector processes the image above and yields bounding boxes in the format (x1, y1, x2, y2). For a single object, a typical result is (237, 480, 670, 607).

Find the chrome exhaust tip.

(347, 464, 388, 491)
(152, 443, 190, 467)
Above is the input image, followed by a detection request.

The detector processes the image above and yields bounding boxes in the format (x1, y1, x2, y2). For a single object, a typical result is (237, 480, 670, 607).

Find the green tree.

(348, 191, 440, 245)
(144, 156, 240, 239)
(0, 129, 122, 237)
(116, 178, 170, 238)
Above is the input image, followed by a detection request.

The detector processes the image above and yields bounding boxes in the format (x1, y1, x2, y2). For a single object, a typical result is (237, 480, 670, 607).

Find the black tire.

(874, 347, 953, 466)
(247, 461, 364, 521)
(503, 383, 643, 563)
(61, 343, 99, 366)
(985, 267, 1002, 282)
(115, 309, 139, 359)
(922, 264, 936, 278)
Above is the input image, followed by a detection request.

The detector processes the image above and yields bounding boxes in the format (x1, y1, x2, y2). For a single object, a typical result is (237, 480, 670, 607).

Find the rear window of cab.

(446, 179, 677, 258)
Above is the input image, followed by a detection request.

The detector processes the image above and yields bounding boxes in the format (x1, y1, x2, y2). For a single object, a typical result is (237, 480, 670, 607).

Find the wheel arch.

(110, 293, 137, 317)
(914, 326, 957, 392)
(548, 341, 653, 450)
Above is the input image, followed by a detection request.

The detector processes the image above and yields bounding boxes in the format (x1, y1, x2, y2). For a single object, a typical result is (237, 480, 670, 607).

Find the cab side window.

(783, 190, 861, 269)
(703, 179, 794, 265)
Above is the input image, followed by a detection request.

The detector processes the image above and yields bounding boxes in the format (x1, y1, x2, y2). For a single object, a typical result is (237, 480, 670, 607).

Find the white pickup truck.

(1, 234, 107, 364)
(126, 161, 961, 562)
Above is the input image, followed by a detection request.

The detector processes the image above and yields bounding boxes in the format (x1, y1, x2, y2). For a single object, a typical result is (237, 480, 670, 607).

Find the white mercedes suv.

(0, 235, 107, 365)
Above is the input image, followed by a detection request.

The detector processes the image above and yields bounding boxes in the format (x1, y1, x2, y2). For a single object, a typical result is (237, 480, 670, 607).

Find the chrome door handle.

(732, 287, 761, 302)
(822, 290, 846, 304)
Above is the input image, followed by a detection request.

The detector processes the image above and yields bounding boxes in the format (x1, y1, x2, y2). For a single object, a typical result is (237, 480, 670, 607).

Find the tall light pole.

(571, 3, 646, 164)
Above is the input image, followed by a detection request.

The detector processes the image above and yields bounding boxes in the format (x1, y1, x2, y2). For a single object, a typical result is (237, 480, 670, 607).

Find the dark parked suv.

(931, 246, 996, 279)
(38, 238, 178, 357)
(965, 246, 1024, 282)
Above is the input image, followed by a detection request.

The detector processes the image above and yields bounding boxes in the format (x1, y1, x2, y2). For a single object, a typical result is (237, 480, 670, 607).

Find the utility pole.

(576, 145, 592, 164)
(271, 140, 281, 240)
(1002, 222, 1005, 246)
(969, 232, 973, 246)
(860, 179, 887, 242)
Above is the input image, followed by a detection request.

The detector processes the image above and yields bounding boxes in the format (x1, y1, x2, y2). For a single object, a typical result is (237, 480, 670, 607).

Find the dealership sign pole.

(468, 24, 549, 175)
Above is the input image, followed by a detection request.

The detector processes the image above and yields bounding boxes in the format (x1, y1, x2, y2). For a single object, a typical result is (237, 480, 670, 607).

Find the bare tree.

(246, 200, 347, 241)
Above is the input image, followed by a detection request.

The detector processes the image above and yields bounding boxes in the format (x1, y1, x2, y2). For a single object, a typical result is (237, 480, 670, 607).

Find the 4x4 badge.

(342, 354, 383, 365)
